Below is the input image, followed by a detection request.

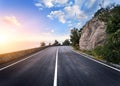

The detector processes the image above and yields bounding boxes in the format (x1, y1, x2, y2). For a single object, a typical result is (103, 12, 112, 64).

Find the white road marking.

(72, 50, 120, 72)
(0, 48, 48, 71)
(53, 48, 58, 86)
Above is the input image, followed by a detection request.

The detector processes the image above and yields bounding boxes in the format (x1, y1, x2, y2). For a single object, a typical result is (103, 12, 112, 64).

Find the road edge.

(0, 47, 49, 71)
(72, 48, 120, 72)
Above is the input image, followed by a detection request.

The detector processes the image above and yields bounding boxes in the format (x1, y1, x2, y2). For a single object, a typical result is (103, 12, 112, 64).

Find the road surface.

(0, 46, 120, 86)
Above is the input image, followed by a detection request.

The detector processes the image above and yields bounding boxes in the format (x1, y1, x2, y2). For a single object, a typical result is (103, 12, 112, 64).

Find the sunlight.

(0, 34, 9, 45)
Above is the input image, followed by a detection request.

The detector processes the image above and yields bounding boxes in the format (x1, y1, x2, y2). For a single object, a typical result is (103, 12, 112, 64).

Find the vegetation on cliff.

(93, 4, 120, 64)
(70, 4, 120, 64)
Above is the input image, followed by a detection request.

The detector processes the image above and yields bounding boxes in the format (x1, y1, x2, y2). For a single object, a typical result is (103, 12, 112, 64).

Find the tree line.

(40, 39, 70, 47)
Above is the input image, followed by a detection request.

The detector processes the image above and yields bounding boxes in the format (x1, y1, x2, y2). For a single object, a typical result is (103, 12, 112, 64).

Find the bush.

(40, 42, 46, 47)
(53, 40, 61, 46)
(93, 42, 120, 64)
(63, 39, 70, 46)
(70, 28, 82, 47)
(93, 46, 104, 58)
(92, 4, 120, 64)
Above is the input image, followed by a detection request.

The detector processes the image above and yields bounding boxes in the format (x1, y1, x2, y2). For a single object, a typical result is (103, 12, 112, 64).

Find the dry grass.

(0, 46, 48, 64)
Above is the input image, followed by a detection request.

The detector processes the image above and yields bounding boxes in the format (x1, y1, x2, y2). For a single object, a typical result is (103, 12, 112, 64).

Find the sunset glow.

(0, 34, 9, 45)
(0, 0, 120, 54)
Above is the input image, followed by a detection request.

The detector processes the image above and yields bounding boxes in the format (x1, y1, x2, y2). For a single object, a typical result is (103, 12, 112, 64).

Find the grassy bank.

(0, 46, 49, 64)
(73, 46, 120, 66)
(73, 47, 106, 61)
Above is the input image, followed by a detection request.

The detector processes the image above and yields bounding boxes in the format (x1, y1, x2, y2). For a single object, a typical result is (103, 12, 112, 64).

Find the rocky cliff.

(79, 17, 106, 50)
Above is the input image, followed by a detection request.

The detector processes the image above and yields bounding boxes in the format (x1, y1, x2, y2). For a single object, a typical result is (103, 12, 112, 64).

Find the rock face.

(79, 17, 106, 50)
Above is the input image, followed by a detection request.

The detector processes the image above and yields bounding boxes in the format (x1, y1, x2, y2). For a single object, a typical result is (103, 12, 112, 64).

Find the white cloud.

(35, 0, 68, 8)
(59, 16, 66, 23)
(64, 5, 87, 20)
(35, 0, 88, 28)
(55, 0, 68, 4)
(35, 3, 43, 7)
(47, 10, 66, 23)
(3, 16, 21, 27)
(47, 5, 87, 24)
(47, 15, 53, 20)
(43, 0, 54, 8)
(76, 22, 82, 27)
(35, 3, 44, 10)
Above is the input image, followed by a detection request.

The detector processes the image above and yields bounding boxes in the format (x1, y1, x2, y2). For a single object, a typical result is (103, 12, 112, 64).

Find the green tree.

(63, 39, 70, 46)
(106, 5, 120, 34)
(40, 42, 46, 47)
(105, 5, 120, 63)
(70, 28, 82, 47)
(53, 40, 60, 46)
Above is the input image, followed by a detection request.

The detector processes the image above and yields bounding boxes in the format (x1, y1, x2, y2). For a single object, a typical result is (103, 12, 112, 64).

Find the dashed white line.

(72, 50, 120, 72)
(53, 48, 59, 86)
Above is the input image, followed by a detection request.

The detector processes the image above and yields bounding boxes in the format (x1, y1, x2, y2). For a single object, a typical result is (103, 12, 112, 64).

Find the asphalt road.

(0, 46, 120, 86)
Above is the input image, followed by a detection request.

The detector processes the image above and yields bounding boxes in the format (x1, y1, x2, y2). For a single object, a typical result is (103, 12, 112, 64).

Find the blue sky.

(0, 0, 120, 53)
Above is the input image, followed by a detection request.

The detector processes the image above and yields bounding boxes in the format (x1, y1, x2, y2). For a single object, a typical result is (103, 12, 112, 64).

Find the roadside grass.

(72, 46, 104, 61)
(72, 46, 120, 69)
(0, 46, 48, 64)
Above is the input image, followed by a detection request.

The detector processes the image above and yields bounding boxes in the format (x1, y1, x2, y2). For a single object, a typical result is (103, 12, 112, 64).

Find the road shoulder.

(71, 47, 120, 72)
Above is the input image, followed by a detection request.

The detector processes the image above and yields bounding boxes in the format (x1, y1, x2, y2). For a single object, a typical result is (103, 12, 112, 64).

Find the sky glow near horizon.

(0, 0, 120, 53)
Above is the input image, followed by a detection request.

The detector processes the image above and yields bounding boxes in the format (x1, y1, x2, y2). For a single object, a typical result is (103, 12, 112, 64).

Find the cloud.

(35, 3, 44, 10)
(55, 0, 68, 4)
(76, 22, 82, 28)
(35, 0, 53, 8)
(35, 0, 68, 8)
(64, 5, 87, 20)
(3, 16, 21, 27)
(35, 0, 89, 28)
(47, 4, 87, 24)
(35, 3, 43, 7)
(43, 0, 54, 8)
(47, 10, 66, 23)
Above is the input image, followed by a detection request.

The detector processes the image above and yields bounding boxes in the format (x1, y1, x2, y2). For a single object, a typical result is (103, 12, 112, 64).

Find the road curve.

(0, 46, 120, 86)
